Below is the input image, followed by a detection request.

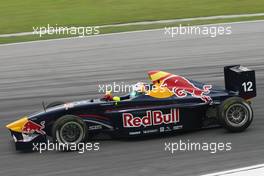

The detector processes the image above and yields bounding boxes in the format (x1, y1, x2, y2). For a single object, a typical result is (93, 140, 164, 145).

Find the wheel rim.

(57, 121, 84, 144)
(226, 103, 249, 127)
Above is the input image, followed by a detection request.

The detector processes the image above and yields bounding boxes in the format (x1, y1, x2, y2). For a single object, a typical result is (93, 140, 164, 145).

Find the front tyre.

(52, 115, 87, 146)
(218, 97, 253, 132)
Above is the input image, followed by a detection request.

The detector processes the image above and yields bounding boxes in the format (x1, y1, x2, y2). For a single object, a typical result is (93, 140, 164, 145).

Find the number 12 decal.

(242, 81, 253, 92)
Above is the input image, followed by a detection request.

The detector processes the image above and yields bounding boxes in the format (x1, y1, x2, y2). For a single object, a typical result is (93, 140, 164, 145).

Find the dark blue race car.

(6, 65, 256, 150)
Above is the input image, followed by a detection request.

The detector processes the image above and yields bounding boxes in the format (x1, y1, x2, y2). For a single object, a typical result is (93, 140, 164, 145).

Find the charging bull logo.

(22, 120, 46, 135)
(161, 75, 212, 103)
(123, 109, 179, 128)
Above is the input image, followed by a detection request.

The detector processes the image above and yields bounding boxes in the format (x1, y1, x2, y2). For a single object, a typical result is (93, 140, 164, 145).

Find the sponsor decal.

(173, 125, 183, 130)
(22, 120, 46, 135)
(64, 103, 74, 110)
(148, 71, 212, 103)
(89, 125, 103, 130)
(160, 125, 183, 132)
(161, 75, 212, 103)
(143, 129, 159, 134)
(164, 126, 172, 132)
(129, 131, 141, 135)
(123, 109, 180, 128)
(160, 127, 165, 132)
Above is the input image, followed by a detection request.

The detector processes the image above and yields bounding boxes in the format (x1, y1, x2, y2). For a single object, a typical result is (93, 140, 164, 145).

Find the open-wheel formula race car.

(6, 65, 256, 150)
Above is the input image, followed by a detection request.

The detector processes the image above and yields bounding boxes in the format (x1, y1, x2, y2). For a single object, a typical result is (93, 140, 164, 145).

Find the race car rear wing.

(224, 65, 256, 99)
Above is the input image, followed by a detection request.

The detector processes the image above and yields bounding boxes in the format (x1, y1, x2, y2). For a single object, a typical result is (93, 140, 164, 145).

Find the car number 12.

(242, 81, 253, 92)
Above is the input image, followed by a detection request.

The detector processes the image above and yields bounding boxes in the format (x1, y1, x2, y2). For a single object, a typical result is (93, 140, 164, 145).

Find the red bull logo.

(161, 75, 212, 103)
(123, 109, 180, 128)
(22, 120, 46, 135)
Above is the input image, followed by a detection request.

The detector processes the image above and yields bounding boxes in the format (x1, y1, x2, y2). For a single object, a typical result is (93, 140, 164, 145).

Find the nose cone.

(6, 117, 28, 133)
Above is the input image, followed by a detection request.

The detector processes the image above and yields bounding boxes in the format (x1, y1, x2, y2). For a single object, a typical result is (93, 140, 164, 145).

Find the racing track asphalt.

(0, 21, 264, 176)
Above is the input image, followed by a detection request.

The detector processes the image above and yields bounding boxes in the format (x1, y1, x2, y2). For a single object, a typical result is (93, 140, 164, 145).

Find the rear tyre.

(218, 97, 253, 132)
(46, 101, 64, 109)
(52, 115, 87, 147)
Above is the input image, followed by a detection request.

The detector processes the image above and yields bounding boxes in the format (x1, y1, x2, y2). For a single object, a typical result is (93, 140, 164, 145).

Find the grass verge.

(1, 0, 264, 35)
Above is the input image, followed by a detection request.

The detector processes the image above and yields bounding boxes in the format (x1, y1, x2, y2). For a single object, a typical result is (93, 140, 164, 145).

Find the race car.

(6, 65, 256, 150)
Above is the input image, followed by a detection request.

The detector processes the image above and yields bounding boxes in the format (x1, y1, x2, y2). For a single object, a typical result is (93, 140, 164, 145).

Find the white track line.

(1, 13, 264, 38)
(202, 163, 264, 176)
(1, 19, 264, 47)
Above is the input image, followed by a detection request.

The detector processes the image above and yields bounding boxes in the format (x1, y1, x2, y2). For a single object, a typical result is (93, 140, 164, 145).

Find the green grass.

(1, 16, 264, 44)
(1, 0, 264, 34)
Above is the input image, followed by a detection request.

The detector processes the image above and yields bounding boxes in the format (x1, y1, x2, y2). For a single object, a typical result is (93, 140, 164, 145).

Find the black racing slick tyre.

(218, 97, 253, 132)
(52, 115, 87, 145)
(46, 101, 64, 109)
